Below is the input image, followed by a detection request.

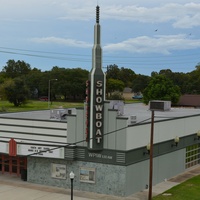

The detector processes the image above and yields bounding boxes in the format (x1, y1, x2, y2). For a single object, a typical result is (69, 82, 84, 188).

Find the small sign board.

(51, 163, 66, 179)
(80, 167, 96, 183)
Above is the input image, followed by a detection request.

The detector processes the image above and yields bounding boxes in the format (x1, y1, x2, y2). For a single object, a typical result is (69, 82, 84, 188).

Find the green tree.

(106, 64, 120, 80)
(50, 67, 67, 100)
(50, 67, 88, 101)
(106, 78, 125, 97)
(195, 62, 200, 70)
(66, 68, 88, 100)
(151, 71, 158, 77)
(187, 67, 200, 94)
(119, 67, 136, 87)
(132, 74, 150, 93)
(171, 72, 190, 94)
(25, 68, 43, 99)
(143, 75, 181, 105)
(157, 69, 190, 94)
(4, 78, 30, 106)
(159, 69, 173, 77)
(2, 59, 31, 78)
(106, 65, 136, 87)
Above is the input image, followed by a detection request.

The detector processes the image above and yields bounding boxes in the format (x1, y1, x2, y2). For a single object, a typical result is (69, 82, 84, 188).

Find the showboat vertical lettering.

(95, 80, 103, 143)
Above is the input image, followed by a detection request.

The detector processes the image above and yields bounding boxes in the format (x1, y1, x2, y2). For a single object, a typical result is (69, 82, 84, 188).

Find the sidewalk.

(0, 165, 200, 200)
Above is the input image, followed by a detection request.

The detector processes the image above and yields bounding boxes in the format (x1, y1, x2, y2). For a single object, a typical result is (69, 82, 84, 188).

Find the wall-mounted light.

(194, 130, 200, 141)
(143, 143, 150, 155)
(171, 136, 180, 147)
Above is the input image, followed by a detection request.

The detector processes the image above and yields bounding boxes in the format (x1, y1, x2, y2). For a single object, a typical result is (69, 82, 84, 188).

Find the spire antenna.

(96, 5, 100, 24)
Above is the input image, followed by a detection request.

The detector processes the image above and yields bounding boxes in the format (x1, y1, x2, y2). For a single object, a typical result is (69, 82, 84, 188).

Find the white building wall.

(126, 115, 200, 150)
(103, 110, 117, 149)
(0, 117, 67, 144)
(0, 118, 67, 129)
(125, 149, 185, 195)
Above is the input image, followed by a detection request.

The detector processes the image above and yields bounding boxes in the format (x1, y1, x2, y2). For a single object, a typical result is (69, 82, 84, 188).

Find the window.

(185, 144, 200, 169)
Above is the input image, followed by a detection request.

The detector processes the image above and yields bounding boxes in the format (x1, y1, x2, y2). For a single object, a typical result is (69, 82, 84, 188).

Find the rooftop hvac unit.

(109, 100, 124, 116)
(50, 109, 68, 120)
(67, 109, 72, 115)
(149, 100, 171, 111)
(129, 115, 137, 124)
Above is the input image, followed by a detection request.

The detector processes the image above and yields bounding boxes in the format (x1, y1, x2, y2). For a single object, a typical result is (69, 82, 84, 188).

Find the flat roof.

(123, 103, 200, 124)
(0, 103, 200, 123)
(0, 110, 53, 120)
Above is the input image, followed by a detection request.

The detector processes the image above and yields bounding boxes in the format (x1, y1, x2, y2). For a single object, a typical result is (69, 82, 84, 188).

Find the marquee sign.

(17, 144, 64, 159)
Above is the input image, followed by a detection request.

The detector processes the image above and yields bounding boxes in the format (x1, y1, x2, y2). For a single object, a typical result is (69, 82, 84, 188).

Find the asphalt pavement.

(0, 165, 200, 200)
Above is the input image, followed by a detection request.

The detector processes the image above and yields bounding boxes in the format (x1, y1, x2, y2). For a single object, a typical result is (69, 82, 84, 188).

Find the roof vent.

(149, 100, 171, 111)
(129, 115, 137, 125)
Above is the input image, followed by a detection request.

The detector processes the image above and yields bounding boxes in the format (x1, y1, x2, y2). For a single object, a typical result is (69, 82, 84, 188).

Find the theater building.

(0, 6, 200, 197)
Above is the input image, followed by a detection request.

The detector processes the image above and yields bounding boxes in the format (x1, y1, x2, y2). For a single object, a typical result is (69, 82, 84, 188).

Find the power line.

(0, 50, 91, 62)
(0, 46, 90, 57)
(0, 46, 198, 65)
(0, 46, 199, 59)
(24, 113, 189, 158)
(0, 46, 198, 72)
(25, 117, 152, 157)
(0, 49, 197, 70)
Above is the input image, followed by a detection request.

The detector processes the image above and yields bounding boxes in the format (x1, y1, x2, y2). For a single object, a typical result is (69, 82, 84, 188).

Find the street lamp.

(48, 79, 57, 109)
(69, 171, 75, 200)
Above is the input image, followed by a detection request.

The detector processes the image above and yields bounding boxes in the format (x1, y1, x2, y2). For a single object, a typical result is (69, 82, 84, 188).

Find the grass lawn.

(0, 99, 140, 113)
(0, 100, 84, 112)
(153, 175, 200, 200)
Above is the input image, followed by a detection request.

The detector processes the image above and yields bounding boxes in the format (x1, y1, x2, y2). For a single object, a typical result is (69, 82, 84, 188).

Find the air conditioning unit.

(129, 115, 137, 124)
(67, 109, 72, 115)
(149, 100, 171, 111)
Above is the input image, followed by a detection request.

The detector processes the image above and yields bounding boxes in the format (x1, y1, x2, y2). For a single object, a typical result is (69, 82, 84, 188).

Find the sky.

(0, 0, 200, 75)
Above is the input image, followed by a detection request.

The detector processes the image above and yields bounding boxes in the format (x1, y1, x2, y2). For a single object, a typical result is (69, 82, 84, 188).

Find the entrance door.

(0, 154, 27, 177)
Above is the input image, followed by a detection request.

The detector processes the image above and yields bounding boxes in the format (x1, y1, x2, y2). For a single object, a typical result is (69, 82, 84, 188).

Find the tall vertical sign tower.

(85, 6, 105, 151)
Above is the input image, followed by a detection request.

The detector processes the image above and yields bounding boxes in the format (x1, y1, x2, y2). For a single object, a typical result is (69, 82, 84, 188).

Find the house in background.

(122, 87, 133, 100)
(178, 94, 200, 108)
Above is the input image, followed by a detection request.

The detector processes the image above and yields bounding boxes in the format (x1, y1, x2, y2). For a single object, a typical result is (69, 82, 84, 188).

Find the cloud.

(0, 0, 64, 20)
(173, 13, 200, 28)
(102, 3, 200, 29)
(52, 2, 200, 29)
(1, 1, 200, 29)
(31, 34, 200, 55)
(104, 34, 200, 54)
(31, 37, 92, 48)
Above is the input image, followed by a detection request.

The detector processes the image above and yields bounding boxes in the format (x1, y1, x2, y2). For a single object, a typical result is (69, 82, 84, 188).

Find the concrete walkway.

(0, 165, 200, 200)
